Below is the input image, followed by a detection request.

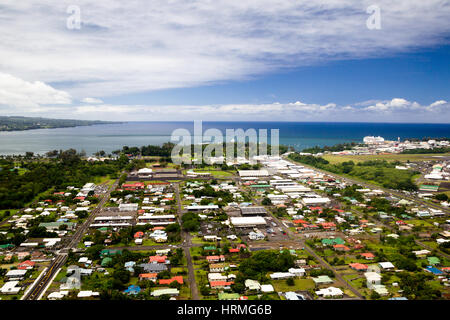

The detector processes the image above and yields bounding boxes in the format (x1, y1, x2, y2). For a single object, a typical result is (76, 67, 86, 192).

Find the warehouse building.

(240, 207, 268, 216)
(230, 216, 267, 227)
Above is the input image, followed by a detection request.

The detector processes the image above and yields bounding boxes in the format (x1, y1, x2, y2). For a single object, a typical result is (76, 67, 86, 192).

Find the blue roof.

(425, 266, 443, 275)
(240, 202, 252, 207)
(389, 297, 408, 300)
(124, 285, 141, 295)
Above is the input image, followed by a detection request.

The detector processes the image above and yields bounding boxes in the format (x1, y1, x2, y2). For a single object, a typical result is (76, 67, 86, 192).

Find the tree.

(370, 291, 381, 300)
(286, 278, 295, 286)
(435, 193, 449, 202)
(200, 285, 210, 296)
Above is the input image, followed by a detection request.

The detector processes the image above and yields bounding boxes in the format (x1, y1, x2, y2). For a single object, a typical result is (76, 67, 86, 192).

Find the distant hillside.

(0, 116, 118, 131)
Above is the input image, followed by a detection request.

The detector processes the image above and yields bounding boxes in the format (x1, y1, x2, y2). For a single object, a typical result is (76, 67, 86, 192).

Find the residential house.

(316, 287, 344, 298)
(209, 263, 225, 272)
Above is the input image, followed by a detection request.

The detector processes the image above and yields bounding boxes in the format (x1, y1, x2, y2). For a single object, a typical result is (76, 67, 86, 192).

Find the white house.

(364, 272, 381, 289)
(0, 281, 21, 294)
(245, 279, 261, 291)
(315, 287, 344, 298)
(379, 262, 395, 271)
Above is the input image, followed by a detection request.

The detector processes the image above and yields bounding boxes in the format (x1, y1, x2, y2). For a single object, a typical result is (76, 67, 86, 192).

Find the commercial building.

(230, 216, 267, 227)
(240, 207, 267, 216)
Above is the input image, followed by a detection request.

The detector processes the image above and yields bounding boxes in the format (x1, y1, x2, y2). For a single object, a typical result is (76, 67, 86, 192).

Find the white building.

(238, 170, 269, 177)
(119, 203, 139, 212)
(230, 217, 267, 227)
(316, 287, 344, 298)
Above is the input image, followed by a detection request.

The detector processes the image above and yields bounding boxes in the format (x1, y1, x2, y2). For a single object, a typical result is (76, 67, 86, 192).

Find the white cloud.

(429, 100, 447, 108)
(33, 98, 449, 123)
(81, 97, 103, 104)
(0, 1, 449, 98)
(0, 71, 447, 122)
(0, 72, 72, 110)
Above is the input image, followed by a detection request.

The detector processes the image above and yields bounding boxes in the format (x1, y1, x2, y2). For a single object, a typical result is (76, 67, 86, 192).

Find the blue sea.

(0, 121, 449, 155)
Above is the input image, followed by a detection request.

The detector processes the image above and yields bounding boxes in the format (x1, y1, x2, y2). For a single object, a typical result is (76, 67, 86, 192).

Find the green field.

(271, 278, 315, 292)
(323, 153, 450, 164)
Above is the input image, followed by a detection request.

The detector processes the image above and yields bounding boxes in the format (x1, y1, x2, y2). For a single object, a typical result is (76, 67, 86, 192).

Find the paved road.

(174, 183, 199, 300)
(263, 206, 365, 299)
(287, 155, 450, 261)
(359, 208, 450, 260)
(23, 176, 121, 300)
(286, 156, 450, 215)
(252, 189, 365, 299)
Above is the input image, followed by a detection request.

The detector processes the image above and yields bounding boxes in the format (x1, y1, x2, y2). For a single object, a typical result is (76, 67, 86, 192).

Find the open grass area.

(407, 219, 434, 227)
(271, 278, 315, 292)
(323, 153, 450, 164)
(194, 170, 234, 177)
(92, 175, 113, 185)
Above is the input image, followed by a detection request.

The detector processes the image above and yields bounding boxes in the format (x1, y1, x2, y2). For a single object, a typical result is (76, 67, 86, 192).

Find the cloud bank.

(0, 1, 449, 123)
(0, 0, 449, 98)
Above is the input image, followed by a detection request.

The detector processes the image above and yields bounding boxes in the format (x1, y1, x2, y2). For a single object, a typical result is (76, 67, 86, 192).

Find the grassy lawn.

(191, 237, 208, 245)
(407, 219, 434, 227)
(323, 153, 450, 164)
(179, 285, 191, 300)
(194, 170, 234, 177)
(93, 175, 113, 185)
(271, 278, 315, 292)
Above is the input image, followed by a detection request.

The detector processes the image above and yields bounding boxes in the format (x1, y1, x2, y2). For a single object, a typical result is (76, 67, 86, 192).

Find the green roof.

(100, 249, 122, 257)
(101, 257, 113, 267)
(218, 293, 240, 300)
(321, 238, 345, 245)
(419, 185, 439, 191)
(203, 246, 216, 251)
(427, 256, 440, 265)
(0, 244, 14, 249)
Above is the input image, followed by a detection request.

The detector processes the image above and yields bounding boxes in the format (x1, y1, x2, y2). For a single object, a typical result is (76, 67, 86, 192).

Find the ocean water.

(0, 121, 449, 155)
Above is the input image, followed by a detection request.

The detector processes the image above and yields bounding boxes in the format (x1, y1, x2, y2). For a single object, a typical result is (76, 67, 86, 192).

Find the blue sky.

(106, 45, 450, 107)
(0, 1, 450, 122)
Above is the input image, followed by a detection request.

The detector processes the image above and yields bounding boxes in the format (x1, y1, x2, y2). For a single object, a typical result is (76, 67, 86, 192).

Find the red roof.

(74, 196, 85, 200)
(320, 222, 336, 228)
(139, 273, 157, 279)
(333, 244, 350, 251)
(229, 248, 240, 253)
(349, 263, 368, 270)
(361, 252, 375, 259)
(134, 231, 144, 238)
(210, 281, 233, 287)
(122, 182, 145, 189)
(293, 219, 308, 224)
(159, 276, 183, 285)
(149, 255, 167, 263)
(18, 260, 35, 269)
